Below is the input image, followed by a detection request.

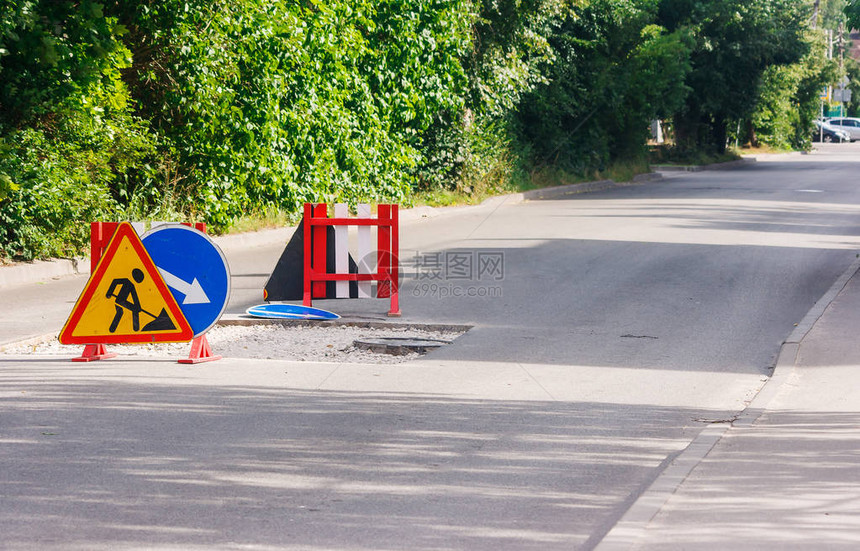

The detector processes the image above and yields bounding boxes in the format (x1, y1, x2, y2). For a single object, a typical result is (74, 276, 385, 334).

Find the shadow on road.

(0, 367, 730, 550)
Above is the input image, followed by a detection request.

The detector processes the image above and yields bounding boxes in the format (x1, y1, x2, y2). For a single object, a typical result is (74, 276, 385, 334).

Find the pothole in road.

(353, 337, 454, 355)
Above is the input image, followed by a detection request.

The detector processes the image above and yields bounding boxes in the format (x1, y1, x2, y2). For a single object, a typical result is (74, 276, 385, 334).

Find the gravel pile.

(2, 323, 467, 364)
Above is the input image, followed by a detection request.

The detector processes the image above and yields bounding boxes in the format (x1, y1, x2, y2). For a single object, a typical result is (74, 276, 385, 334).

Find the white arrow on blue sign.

(158, 268, 210, 305)
(141, 225, 231, 337)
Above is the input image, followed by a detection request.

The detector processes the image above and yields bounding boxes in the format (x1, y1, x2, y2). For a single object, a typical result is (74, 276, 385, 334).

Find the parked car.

(824, 117, 860, 141)
(813, 120, 851, 142)
(813, 119, 850, 142)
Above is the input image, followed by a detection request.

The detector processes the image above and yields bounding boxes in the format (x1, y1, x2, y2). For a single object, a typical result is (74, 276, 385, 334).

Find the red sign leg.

(72, 344, 117, 362)
(388, 204, 401, 317)
(178, 335, 222, 364)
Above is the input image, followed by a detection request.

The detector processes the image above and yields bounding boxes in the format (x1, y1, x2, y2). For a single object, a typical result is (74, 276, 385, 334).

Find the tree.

(746, 20, 838, 150)
(516, 0, 693, 173)
(0, 0, 157, 259)
(660, 0, 810, 153)
(842, 0, 859, 28)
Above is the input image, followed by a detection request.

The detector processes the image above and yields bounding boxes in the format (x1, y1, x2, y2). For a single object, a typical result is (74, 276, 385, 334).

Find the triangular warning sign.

(59, 222, 194, 344)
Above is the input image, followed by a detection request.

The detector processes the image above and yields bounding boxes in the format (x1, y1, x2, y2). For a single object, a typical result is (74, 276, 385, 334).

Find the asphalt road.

(3, 143, 860, 549)
(220, 144, 860, 547)
(230, 144, 860, 377)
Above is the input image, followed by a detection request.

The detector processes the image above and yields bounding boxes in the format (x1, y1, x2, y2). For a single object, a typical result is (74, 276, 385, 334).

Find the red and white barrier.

(302, 203, 401, 317)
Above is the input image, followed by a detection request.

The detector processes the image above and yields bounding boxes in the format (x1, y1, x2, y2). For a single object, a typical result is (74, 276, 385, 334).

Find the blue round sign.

(141, 225, 230, 337)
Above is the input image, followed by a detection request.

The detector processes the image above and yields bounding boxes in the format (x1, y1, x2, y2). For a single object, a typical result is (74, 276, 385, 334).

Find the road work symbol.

(59, 222, 193, 345)
(105, 268, 177, 333)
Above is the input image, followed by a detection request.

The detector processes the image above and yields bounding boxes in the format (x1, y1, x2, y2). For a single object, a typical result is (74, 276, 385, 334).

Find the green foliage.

(516, 0, 693, 173)
(845, 0, 860, 28)
(2, 0, 480, 258)
(460, 116, 530, 196)
(662, 0, 810, 153)
(0, 0, 836, 261)
(0, 173, 17, 202)
(108, 0, 474, 231)
(0, 128, 118, 258)
(0, 0, 122, 127)
(398, 0, 563, 195)
(751, 66, 807, 150)
(465, 0, 564, 117)
(747, 30, 838, 150)
(0, 0, 159, 259)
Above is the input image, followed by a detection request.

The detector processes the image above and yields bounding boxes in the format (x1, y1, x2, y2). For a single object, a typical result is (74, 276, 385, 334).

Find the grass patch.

(649, 145, 741, 166)
(735, 144, 786, 155)
(227, 207, 299, 234)
(413, 183, 515, 208)
(414, 157, 654, 208)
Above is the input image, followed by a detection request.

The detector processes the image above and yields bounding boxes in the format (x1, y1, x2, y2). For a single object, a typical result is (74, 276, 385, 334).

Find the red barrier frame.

(302, 203, 401, 317)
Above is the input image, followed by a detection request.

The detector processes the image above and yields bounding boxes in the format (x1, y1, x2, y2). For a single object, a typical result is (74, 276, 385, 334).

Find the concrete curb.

(478, 173, 661, 208)
(594, 254, 860, 550)
(652, 158, 756, 172)
(784, 255, 860, 345)
(516, 172, 663, 202)
(0, 257, 88, 288)
(521, 179, 616, 200)
(593, 423, 730, 551)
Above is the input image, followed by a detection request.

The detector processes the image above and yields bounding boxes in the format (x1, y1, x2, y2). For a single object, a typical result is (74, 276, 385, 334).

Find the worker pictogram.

(59, 222, 193, 344)
(105, 267, 179, 333)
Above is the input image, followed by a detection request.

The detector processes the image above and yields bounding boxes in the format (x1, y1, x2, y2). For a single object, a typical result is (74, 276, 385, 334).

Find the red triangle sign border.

(59, 222, 194, 344)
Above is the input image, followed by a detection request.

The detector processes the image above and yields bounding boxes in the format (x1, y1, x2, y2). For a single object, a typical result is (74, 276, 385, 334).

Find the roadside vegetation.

(0, 0, 854, 261)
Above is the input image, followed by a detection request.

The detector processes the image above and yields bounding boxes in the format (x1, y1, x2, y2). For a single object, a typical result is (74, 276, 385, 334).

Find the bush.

(0, 0, 827, 261)
(0, 0, 159, 260)
(0, 127, 117, 259)
(108, 0, 473, 231)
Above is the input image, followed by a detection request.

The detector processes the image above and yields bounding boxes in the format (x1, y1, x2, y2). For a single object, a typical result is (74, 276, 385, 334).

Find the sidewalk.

(598, 257, 860, 550)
